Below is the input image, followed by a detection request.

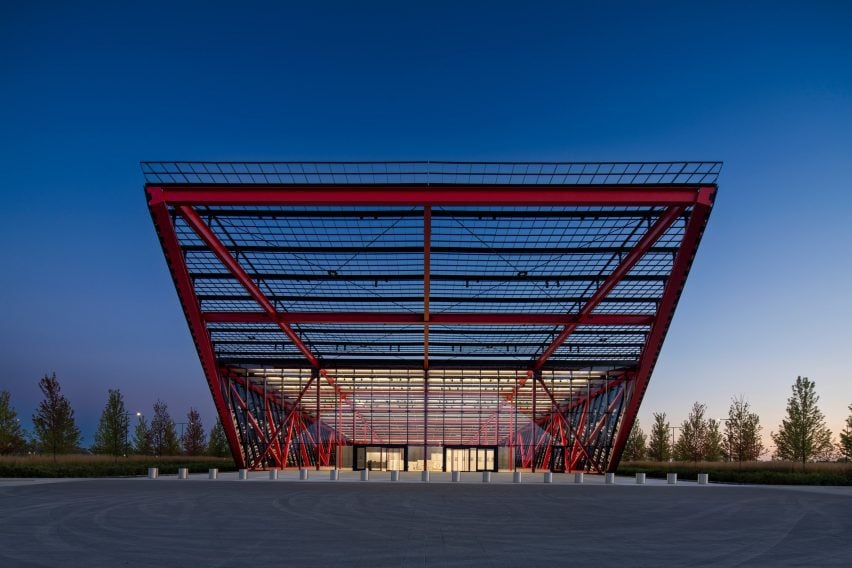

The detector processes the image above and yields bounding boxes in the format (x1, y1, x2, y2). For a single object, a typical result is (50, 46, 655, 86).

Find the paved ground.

(1, 474, 850, 567)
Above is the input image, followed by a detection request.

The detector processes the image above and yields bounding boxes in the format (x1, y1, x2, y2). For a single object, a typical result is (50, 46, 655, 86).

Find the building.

(144, 161, 719, 473)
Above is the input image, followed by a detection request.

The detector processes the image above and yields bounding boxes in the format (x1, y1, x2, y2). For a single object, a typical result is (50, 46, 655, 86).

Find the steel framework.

(145, 161, 719, 473)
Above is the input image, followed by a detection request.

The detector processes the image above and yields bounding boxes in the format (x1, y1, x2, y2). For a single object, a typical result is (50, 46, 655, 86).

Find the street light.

(668, 426, 681, 462)
(124, 412, 142, 457)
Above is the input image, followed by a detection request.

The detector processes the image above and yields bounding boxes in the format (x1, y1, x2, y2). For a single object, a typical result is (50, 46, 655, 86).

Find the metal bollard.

(239, 469, 248, 480)
(482, 471, 491, 483)
(361, 469, 369, 481)
(543, 472, 553, 484)
(513, 471, 522, 484)
(452, 471, 461, 482)
(299, 468, 309, 480)
(208, 468, 218, 480)
(635, 472, 646, 485)
(391, 470, 400, 481)
(667, 473, 678, 485)
(178, 467, 189, 480)
(421, 470, 430, 482)
(574, 471, 584, 484)
(605, 472, 615, 484)
(269, 468, 278, 481)
(330, 469, 339, 481)
(147, 467, 158, 479)
(698, 473, 709, 485)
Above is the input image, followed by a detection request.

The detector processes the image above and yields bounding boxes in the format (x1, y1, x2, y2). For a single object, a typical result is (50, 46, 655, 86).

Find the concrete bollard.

(269, 468, 278, 481)
(513, 471, 522, 484)
(208, 468, 218, 480)
(239, 469, 248, 480)
(330, 469, 339, 481)
(698, 473, 709, 485)
(299, 468, 309, 480)
(361, 469, 369, 481)
(452, 471, 461, 483)
(667, 473, 678, 485)
(178, 467, 189, 480)
(543, 472, 553, 484)
(482, 471, 491, 483)
(391, 470, 400, 481)
(147, 467, 158, 479)
(421, 470, 430, 482)
(574, 472, 584, 484)
(635, 472, 646, 485)
(605, 473, 615, 485)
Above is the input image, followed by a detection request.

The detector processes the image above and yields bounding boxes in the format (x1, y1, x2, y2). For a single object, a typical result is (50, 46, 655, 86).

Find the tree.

(704, 418, 724, 462)
(0, 390, 27, 455)
(133, 415, 152, 455)
(180, 407, 206, 456)
(772, 376, 833, 469)
(724, 396, 764, 463)
(674, 402, 709, 462)
(622, 419, 647, 461)
(206, 418, 229, 458)
(840, 405, 852, 462)
(92, 389, 129, 458)
(149, 399, 179, 456)
(647, 412, 671, 462)
(32, 373, 82, 460)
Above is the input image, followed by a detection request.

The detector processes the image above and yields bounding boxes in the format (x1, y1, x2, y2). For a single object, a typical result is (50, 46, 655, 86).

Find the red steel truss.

(145, 161, 718, 473)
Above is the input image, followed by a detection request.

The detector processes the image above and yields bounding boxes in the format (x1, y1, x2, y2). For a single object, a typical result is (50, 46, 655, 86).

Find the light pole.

(717, 418, 731, 463)
(124, 412, 142, 457)
(668, 426, 681, 462)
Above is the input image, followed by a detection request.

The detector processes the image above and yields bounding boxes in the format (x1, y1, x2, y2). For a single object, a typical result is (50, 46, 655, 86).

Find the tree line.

(2, 373, 851, 464)
(623, 376, 850, 468)
(0, 373, 230, 460)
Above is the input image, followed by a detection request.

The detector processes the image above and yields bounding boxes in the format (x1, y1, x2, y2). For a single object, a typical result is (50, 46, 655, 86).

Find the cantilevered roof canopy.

(144, 161, 719, 470)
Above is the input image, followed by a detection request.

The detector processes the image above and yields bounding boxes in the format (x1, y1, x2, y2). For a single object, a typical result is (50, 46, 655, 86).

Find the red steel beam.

(534, 206, 685, 369)
(177, 205, 320, 368)
(423, 206, 431, 370)
(202, 311, 655, 326)
(148, 184, 715, 207)
(147, 198, 245, 468)
(608, 191, 715, 470)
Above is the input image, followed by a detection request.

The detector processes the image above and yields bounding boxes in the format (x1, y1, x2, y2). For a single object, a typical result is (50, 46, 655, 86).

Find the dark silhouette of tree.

(133, 415, 152, 455)
(673, 402, 722, 462)
(647, 412, 671, 462)
(623, 418, 647, 461)
(206, 418, 229, 458)
(840, 404, 851, 462)
(180, 407, 206, 456)
(772, 376, 833, 468)
(93, 389, 128, 458)
(32, 373, 81, 460)
(724, 396, 764, 463)
(0, 390, 27, 455)
(149, 399, 179, 456)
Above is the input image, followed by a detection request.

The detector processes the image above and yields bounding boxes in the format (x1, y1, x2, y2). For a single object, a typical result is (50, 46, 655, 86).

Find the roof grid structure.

(148, 164, 716, 370)
(143, 161, 721, 186)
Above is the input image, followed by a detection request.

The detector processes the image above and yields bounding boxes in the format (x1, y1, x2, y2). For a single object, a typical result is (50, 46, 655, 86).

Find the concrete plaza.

(1, 474, 850, 567)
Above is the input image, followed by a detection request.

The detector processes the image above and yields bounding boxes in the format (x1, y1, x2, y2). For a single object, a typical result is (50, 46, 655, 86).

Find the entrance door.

(444, 447, 497, 472)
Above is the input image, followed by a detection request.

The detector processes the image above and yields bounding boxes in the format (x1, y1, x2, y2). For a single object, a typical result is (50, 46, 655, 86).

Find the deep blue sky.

(1, 1, 850, 447)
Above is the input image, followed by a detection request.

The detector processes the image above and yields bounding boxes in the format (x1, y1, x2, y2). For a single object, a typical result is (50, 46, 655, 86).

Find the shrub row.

(617, 463, 852, 486)
(0, 458, 237, 478)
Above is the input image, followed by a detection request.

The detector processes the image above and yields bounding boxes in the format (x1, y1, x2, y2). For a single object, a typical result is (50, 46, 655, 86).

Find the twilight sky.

(1, 1, 850, 448)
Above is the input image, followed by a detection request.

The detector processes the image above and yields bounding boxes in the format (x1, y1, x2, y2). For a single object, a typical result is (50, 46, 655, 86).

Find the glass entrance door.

(444, 446, 496, 471)
(353, 445, 407, 471)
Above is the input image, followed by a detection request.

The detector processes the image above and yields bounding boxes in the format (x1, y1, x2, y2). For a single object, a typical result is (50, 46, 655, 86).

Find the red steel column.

(146, 191, 245, 468)
(608, 189, 715, 470)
